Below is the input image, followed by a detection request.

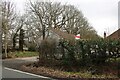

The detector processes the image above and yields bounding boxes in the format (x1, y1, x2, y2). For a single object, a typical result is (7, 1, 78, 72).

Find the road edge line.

(4, 67, 51, 79)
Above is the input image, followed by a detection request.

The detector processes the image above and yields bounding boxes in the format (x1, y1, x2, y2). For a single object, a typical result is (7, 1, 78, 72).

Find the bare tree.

(26, 1, 99, 43)
(28, 1, 47, 40)
(12, 15, 25, 50)
(26, 1, 78, 40)
(1, 1, 16, 57)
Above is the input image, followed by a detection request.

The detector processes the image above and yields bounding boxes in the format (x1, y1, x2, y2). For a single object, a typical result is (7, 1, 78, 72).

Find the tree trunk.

(12, 36, 16, 51)
(4, 27, 8, 58)
(42, 25, 45, 40)
(0, 25, 2, 58)
(19, 29, 24, 51)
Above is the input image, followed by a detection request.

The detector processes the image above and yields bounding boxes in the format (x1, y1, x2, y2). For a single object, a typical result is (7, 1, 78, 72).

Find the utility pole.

(118, 1, 120, 78)
(0, 1, 2, 78)
(118, 1, 120, 39)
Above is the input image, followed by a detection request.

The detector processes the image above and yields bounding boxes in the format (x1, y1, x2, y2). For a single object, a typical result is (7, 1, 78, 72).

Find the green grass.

(8, 51, 39, 58)
(116, 57, 120, 62)
(106, 57, 120, 63)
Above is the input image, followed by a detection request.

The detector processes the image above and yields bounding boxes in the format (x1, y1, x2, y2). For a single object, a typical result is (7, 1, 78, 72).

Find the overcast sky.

(12, 0, 120, 37)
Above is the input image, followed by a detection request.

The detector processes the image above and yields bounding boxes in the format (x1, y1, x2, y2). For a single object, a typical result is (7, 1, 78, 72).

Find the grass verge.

(2, 51, 38, 58)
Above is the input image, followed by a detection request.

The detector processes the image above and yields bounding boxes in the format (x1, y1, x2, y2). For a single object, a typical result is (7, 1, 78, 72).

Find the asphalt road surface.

(2, 57, 53, 80)
(2, 67, 49, 79)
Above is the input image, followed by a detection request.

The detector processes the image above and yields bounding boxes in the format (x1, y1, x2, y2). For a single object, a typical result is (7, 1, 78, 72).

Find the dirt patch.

(21, 65, 73, 79)
(20, 61, 119, 79)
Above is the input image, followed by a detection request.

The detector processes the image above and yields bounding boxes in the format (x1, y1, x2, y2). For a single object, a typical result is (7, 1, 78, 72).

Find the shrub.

(38, 38, 120, 68)
(28, 43, 36, 51)
(38, 38, 57, 60)
(59, 39, 120, 66)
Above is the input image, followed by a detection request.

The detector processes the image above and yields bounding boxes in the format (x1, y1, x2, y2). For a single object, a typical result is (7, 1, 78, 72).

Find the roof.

(107, 28, 120, 39)
(49, 28, 75, 42)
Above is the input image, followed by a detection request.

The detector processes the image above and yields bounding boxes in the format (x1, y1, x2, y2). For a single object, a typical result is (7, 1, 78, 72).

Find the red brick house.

(107, 28, 120, 39)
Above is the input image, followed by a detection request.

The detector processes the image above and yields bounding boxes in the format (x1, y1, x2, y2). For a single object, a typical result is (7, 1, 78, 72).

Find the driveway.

(2, 57, 38, 69)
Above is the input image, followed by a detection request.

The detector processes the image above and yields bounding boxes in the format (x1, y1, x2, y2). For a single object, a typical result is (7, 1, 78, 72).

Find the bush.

(59, 39, 120, 66)
(38, 38, 120, 67)
(28, 43, 36, 51)
(38, 38, 57, 60)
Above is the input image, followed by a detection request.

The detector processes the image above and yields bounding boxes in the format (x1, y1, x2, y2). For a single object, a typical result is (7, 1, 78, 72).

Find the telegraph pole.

(118, 1, 120, 78)
(118, 1, 120, 39)
(0, 1, 2, 79)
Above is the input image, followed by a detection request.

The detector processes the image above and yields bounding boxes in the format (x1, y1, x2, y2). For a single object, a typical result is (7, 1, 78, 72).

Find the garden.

(21, 39, 120, 79)
(1, 0, 120, 79)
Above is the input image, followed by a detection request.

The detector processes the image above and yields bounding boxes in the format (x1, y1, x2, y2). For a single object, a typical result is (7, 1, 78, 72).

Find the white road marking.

(4, 67, 50, 79)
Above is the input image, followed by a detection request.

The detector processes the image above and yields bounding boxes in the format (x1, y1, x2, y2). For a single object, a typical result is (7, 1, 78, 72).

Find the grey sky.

(12, 0, 119, 37)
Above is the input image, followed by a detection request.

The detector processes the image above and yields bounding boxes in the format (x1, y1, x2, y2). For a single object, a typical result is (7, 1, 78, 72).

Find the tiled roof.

(107, 28, 120, 39)
(49, 28, 75, 41)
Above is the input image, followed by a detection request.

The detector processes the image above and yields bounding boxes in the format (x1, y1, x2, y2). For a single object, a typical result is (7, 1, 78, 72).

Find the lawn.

(3, 51, 39, 58)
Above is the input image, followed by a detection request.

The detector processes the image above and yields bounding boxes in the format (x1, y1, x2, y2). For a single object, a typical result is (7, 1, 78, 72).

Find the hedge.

(38, 39, 120, 66)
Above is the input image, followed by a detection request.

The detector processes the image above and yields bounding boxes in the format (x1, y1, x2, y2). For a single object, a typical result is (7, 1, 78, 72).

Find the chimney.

(104, 31, 106, 39)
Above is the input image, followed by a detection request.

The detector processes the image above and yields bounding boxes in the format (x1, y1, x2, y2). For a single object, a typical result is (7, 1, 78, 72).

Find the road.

(2, 57, 53, 79)
(2, 67, 49, 79)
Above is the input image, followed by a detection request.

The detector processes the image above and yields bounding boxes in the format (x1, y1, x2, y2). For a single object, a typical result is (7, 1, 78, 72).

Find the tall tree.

(26, 1, 99, 44)
(1, 1, 16, 57)
(12, 15, 25, 50)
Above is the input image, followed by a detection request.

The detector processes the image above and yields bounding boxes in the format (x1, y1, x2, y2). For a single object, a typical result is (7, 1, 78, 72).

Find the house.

(107, 28, 120, 39)
(49, 28, 75, 44)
